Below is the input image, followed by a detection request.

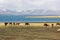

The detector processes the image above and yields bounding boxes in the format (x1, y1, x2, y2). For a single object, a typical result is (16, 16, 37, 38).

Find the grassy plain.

(0, 26, 60, 40)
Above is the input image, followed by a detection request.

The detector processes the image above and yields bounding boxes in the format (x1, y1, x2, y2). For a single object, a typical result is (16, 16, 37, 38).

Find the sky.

(0, 0, 60, 11)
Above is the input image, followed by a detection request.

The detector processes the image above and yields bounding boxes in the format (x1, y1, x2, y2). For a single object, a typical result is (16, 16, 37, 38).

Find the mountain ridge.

(0, 9, 60, 15)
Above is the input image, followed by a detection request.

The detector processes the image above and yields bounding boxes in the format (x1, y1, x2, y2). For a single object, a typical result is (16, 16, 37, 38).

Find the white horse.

(57, 29, 60, 32)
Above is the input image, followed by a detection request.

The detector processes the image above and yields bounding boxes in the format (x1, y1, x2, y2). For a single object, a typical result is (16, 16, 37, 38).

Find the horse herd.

(4, 22, 30, 26)
(4, 22, 60, 27)
(44, 23, 60, 28)
(4, 22, 20, 26)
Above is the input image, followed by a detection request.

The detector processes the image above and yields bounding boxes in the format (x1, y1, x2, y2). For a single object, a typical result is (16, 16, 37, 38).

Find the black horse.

(4, 22, 8, 26)
(25, 23, 30, 25)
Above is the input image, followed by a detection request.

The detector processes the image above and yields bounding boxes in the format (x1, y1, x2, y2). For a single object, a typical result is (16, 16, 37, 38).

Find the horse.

(57, 29, 60, 32)
(16, 23, 20, 26)
(51, 24, 54, 27)
(56, 23, 60, 26)
(9, 22, 12, 25)
(44, 24, 49, 28)
(25, 23, 30, 25)
(4, 22, 8, 26)
(13, 22, 15, 25)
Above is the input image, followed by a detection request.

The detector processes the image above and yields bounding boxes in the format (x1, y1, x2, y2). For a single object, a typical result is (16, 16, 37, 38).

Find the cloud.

(0, 0, 4, 4)
(0, 0, 60, 11)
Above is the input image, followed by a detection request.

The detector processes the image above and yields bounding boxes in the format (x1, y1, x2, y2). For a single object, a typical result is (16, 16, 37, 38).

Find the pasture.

(0, 26, 60, 40)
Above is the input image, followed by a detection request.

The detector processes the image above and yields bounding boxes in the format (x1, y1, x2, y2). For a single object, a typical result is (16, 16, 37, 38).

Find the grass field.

(0, 26, 60, 40)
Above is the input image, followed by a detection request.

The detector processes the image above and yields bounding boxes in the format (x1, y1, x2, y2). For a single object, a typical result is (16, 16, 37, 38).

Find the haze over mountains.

(0, 8, 60, 16)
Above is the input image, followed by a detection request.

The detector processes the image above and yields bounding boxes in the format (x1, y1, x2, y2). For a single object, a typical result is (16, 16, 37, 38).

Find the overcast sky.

(0, 0, 60, 11)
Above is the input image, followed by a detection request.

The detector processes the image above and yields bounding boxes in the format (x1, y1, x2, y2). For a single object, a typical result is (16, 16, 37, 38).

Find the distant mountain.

(17, 9, 60, 15)
(0, 9, 60, 16)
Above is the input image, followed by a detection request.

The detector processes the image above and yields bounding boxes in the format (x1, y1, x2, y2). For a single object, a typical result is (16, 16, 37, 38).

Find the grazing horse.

(25, 23, 30, 25)
(56, 23, 60, 26)
(16, 23, 20, 25)
(4, 22, 8, 26)
(9, 22, 12, 25)
(44, 24, 49, 28)
(57, 29, 60, 32)
(52, 24, 54, 27)
(13, 22, 15, 25)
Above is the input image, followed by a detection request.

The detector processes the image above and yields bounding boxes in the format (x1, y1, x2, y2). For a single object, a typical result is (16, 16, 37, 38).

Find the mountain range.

(0, 9, 60, 16)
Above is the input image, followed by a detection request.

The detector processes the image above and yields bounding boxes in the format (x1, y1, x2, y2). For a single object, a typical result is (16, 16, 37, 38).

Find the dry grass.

(0, 26, 60, 40)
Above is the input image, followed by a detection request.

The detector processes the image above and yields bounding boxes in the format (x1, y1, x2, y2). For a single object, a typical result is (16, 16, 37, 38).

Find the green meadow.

(0, 26, 60, 40)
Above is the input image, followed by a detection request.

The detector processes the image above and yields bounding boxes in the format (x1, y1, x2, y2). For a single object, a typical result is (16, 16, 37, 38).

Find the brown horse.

(13, 22, 15, 25)
(52, 24, 54, 27)
(44, 24, 49, 28)
(56, 23, 60, 26)
(16, 23, 20, 25)
(9, 22, 12, 25)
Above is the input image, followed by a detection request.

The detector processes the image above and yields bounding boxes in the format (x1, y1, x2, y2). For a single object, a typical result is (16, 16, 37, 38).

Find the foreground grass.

(0, 26, 60, 40)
